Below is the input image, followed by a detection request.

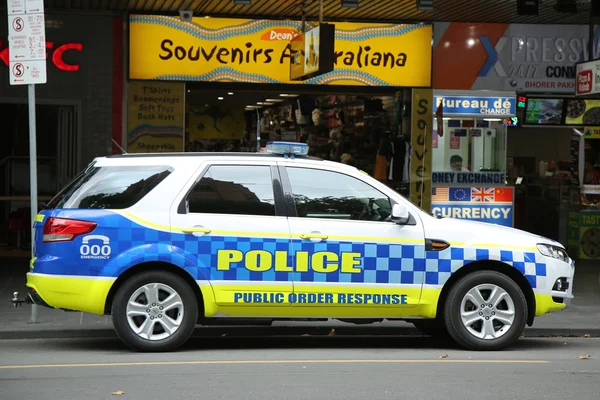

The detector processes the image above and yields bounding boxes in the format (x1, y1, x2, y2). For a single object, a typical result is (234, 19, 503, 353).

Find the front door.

(170, 161, 294, 314)
(279, 164, 426, 318)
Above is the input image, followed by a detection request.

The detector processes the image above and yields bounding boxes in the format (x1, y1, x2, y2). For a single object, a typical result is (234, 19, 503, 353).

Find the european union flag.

(449, 188, 471, 201)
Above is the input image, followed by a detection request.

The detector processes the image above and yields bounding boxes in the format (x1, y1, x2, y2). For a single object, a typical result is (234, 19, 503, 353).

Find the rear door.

(279, 163, 426, 317)
(170, 160, 295, 313)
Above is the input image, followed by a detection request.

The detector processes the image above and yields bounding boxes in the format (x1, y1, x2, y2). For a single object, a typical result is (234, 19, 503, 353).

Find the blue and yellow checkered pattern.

(425, 247, 547, 288)
(289, 241, 426, 285)
(33, 211, 548, 289)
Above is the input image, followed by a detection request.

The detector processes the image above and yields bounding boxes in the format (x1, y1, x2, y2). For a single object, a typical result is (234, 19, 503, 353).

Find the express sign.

(0, 40, 82, 71)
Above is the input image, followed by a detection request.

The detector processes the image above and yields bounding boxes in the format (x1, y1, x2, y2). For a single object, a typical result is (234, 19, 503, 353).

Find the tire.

(412, 318, 450, 338)
(443, 270, 527, 351)
(111, 271, 198, 352)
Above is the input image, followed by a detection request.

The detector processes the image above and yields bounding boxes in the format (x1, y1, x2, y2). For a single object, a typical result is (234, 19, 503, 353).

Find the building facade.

(431, 21, 600, 260)
(0, 12, 123, 254)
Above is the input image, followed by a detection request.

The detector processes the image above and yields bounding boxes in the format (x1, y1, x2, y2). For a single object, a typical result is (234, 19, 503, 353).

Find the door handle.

(299, 232, 328, 242)
(181, 226, 211, 235)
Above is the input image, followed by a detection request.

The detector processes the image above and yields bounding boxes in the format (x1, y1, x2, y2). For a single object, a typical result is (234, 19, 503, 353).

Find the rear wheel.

(444, 270, 527, 351)
(112, 271, 198, 352)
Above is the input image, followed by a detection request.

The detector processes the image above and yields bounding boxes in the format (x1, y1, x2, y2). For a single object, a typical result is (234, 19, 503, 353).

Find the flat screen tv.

(524, 98, 565, 125)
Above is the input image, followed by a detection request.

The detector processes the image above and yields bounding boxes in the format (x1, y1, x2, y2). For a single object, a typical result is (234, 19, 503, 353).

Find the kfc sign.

(0, 40, 83, 72)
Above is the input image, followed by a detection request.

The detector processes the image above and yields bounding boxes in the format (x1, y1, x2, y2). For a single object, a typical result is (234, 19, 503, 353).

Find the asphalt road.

(1, 336, 599, 400)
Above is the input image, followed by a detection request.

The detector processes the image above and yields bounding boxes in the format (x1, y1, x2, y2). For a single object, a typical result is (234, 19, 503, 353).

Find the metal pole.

(256, 109, 261, 152)
(28, 84, 38, 324)
(301, 0, 306, 32)
(589, 7, 594, 60)
(182, 83, 187, 152)
(319, 0, 323, 23)
(420, 123, 427, 210)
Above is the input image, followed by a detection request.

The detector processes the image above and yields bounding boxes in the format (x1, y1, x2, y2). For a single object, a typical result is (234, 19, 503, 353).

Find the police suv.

(24, 142, 574, 352)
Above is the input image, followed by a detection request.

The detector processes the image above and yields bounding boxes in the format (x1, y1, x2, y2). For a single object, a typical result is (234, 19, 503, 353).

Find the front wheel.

(443, 270, 527, 351)
(112, 271, 198, 352)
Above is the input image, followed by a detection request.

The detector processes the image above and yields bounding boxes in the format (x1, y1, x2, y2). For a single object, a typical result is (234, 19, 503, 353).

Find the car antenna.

(111, 138, 128, 154)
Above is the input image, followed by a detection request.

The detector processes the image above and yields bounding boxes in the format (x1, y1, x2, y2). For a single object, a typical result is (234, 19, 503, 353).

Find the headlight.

(537, 243, 569, 262)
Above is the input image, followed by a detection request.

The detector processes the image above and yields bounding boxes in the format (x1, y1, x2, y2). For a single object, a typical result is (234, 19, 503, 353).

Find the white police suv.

(24, 141, 574, 352)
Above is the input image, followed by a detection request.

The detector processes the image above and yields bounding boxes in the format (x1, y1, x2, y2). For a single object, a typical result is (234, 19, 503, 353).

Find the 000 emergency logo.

(79, 235, 112, 260)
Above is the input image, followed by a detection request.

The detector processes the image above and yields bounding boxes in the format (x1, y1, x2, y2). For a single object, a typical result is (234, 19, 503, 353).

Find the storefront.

(430, 90, 515, 227)
(0, 13, 123, 255)
(556, 58, 600, 261)
(567, 125, 600, 261)
(125, 15, 433, 201)
(432, 21, 600, 251)
(509, 95, 580, 248)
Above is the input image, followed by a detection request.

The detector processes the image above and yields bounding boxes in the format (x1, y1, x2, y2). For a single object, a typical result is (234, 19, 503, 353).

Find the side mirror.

(391, 203, 410, 224)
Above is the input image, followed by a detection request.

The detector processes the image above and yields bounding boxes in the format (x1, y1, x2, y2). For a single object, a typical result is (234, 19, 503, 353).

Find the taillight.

(43, 217, 97, 242)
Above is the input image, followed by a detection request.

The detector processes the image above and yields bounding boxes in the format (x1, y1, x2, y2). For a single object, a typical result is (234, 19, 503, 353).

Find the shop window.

(186, 165, 275, 216)
(286, 167, 392, 221)
(46, 166, 172, 210)
(432, 119, 507, 173)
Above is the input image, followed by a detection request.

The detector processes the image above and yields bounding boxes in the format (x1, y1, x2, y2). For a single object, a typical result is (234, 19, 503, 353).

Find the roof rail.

(107, 152, 323, 161)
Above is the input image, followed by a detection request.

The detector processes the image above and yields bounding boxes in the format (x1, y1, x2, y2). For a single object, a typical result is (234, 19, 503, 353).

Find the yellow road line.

(0, 359, 549, 370)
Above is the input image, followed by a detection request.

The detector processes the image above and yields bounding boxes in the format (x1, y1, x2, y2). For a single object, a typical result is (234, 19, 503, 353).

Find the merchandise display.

(182, 92, 410, 195)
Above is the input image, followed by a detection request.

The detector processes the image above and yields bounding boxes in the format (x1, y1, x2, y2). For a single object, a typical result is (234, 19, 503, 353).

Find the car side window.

(286, 167, 392, 222)
(186, 165, 276, 216)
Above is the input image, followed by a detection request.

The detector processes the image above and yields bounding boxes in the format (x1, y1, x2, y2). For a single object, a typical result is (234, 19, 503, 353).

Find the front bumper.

(534, 257, 575, 316)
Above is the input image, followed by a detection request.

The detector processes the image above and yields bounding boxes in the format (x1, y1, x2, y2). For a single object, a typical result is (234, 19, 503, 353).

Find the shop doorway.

(179, 86, 410, 196)
(0, 101, 79, 255)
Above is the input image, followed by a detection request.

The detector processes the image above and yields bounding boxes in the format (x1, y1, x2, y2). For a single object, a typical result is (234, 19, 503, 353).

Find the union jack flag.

(471, 187, 495, 202)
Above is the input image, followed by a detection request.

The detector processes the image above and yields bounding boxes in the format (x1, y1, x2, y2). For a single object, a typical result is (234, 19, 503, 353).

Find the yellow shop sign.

(126, 80, 185, 153)
(584, 126, 600, 139)
(129, 15, 432, 87)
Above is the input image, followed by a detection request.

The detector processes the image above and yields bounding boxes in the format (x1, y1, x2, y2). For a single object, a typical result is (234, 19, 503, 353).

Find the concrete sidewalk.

(2, 258, 600, 340)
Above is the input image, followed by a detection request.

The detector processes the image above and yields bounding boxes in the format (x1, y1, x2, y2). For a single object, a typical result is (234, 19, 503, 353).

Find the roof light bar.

(265, 141, 309, 158)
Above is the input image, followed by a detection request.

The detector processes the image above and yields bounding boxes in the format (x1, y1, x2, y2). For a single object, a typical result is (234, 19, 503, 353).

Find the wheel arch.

(103, 261, 205, 321)
(436, 260, 536, 326)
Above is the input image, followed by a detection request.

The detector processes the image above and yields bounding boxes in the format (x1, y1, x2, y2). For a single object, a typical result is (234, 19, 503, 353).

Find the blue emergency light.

(265, 141, 309, 158)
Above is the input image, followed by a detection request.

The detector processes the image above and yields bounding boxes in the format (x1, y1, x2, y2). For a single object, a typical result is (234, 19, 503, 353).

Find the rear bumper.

(29, 289, 52, 308)
(26, 272, 115, 315)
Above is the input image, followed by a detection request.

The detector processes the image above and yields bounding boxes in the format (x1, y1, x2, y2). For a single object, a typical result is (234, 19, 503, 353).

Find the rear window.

(45, 165, 172, 210)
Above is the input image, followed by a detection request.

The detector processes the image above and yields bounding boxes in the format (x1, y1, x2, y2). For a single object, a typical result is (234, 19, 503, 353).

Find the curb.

(1, 326, 600, 340)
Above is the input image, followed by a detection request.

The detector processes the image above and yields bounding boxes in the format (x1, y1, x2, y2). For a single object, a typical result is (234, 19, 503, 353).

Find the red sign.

(260, 28, 299, 41)
(577, 69, 593, 95)
(450, 133, 460, 149)
(0, 40, 83, 72)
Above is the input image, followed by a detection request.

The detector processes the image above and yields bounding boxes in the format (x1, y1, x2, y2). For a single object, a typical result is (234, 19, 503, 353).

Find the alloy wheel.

(459, 283, 516, 340)
(125, 283, 184, 341)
